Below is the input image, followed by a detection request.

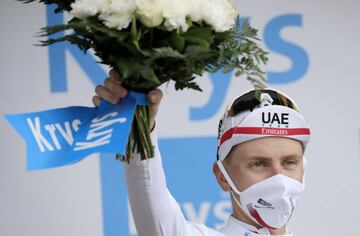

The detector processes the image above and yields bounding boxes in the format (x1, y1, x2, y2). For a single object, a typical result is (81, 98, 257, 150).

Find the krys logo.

(45, 4, 309, 236)
(27, 112, 126, 153)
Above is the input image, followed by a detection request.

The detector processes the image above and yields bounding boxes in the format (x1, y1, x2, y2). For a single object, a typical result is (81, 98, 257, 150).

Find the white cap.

(217, 89, 311, 161)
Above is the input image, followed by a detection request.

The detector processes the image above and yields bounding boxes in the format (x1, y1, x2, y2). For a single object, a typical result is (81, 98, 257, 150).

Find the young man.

(93, 70, 311, 236)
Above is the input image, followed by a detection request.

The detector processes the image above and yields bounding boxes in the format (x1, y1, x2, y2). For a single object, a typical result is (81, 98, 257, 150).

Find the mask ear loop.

(217, 161, 261, 227)
(302, 156, 307, 188)
(217, 160, 241, 195)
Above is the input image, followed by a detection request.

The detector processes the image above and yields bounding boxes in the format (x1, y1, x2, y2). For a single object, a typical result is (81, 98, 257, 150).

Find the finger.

(95, 85, 120, 104)
(109, 69, 121, 83)
(92, 95, 102, 107)
(148, 89, 163, 119)
(104, 77, 128, 98)
(148, 89, 163, 105)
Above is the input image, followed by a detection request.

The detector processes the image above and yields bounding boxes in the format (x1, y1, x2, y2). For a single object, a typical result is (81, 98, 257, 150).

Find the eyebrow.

(280, 154, 303, 160)
(241, 155, 272, 163)
(243, 154, 302, 161)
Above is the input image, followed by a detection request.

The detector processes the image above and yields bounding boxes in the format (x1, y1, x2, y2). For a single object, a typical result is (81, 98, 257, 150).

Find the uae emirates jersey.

(125, 130, 292, 236)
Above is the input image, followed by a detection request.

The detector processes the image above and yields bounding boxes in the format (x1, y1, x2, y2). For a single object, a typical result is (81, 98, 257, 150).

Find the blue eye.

(283, 160, 298, 167)
(250, 161, 267, 168)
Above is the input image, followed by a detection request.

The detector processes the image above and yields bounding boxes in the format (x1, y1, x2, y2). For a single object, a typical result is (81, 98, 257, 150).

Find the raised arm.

(125, 128, 193, 236)
(93, 69, 224, 236)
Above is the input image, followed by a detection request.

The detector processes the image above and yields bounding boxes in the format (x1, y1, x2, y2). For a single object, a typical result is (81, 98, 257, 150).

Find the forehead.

(228, 137, 303, 161)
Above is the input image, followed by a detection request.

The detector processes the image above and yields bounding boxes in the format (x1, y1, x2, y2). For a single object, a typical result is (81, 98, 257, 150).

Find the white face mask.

(217, 161, 304, 230)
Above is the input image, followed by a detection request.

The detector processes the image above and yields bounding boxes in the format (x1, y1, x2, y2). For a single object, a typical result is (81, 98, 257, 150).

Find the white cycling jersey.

(125, 129, 292, 236)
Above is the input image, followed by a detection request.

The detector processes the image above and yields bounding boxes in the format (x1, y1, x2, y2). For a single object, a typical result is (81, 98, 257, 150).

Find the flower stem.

(117, 105, 154, 162)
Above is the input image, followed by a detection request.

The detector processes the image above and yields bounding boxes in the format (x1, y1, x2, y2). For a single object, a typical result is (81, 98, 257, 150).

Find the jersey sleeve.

(125, 128, 224, 236)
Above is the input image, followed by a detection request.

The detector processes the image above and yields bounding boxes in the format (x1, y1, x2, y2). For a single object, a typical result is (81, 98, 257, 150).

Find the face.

(214, 136, 304, 194)
(221, 137, 304, 192)
(213, 137, 304, 231)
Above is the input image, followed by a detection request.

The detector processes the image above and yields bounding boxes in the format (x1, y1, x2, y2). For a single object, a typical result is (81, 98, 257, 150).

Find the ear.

(213, 161, 231, 192)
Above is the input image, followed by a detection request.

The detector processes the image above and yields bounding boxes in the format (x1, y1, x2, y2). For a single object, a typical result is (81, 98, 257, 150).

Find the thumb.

(147, 89, 163, 128)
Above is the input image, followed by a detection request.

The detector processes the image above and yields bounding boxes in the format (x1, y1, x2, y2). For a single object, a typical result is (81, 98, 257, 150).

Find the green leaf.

(235, 67, 244, 77)
(38, 24, 72, 37)
(18, 0, 74, 13)
(174, 80, 202, 91)
(183, 26, 214, 48)
(145, 47, 185, 65)
(186, 81, 203, 91)
(168, 31, 185, 52)
(39, 34, 93, 53)
(115, 57, 139, 79)
(139, 65, 161, 85)
(184, 45, 212, 58)
(83, 17, 130, 42)
(153, 47, 185, 58)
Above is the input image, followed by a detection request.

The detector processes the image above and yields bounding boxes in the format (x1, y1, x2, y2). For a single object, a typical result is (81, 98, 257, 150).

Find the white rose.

(100, 0, 136, 30)
(70, 0, 109, 19)
(135, 0, 165, 27)
(109, 0, 136, 14)
(188, 0, 204, 23)
(163, 0, 191, 31)
(99, 12, 133, 30)
(202, 0, 237, 32)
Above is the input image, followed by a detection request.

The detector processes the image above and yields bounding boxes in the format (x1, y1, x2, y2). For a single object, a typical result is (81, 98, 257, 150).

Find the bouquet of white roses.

(20, 0, 268, 162)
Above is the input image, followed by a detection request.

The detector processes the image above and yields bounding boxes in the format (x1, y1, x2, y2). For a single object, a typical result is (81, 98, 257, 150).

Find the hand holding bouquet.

(20, 0, 268, 162)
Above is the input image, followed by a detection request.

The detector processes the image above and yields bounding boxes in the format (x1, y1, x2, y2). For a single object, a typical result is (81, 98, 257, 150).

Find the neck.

(269, 227, 287, 235)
